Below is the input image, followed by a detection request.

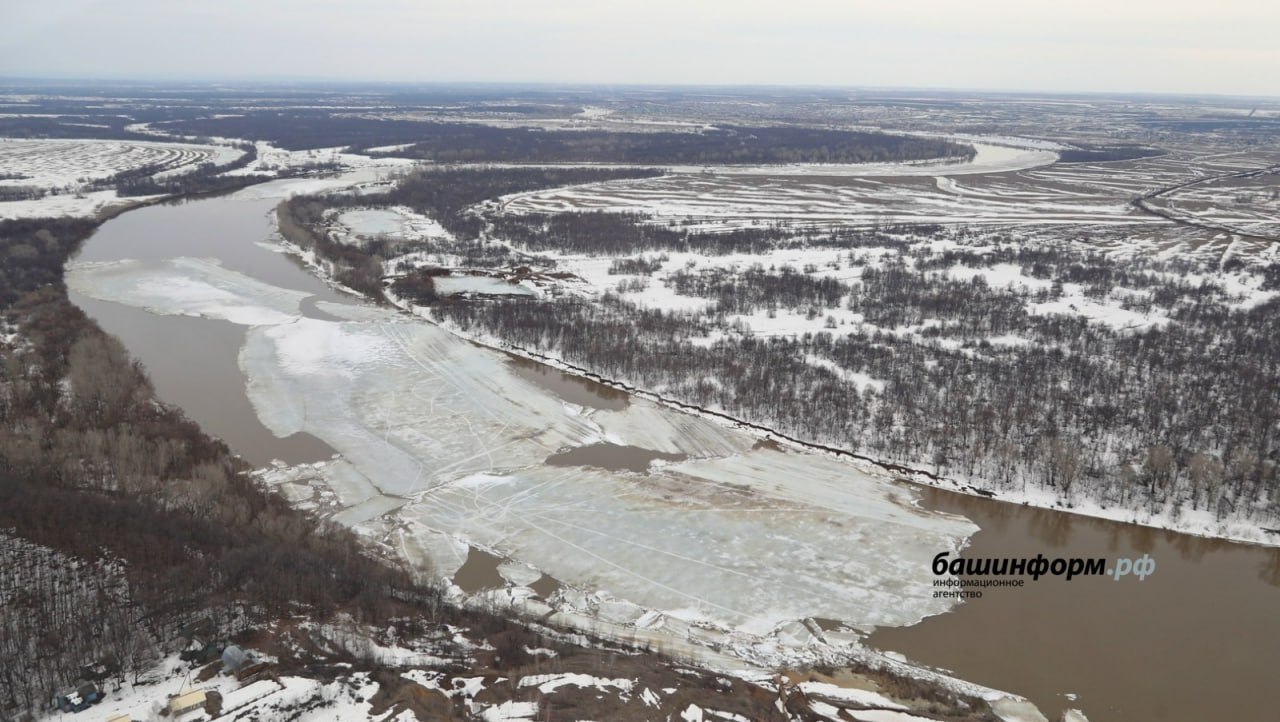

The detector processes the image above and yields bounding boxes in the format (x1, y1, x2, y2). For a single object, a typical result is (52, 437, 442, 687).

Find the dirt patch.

(367, 670, 457, 721)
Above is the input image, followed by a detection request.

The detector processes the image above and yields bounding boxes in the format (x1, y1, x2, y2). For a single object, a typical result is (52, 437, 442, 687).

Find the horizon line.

(3, 75, 1280, 103)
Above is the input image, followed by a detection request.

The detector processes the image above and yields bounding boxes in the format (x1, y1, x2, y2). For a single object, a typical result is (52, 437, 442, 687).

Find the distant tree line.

(1056, 144, 1166, 164)
(372, 123, 977, 165)
(162, 112, 975, 164)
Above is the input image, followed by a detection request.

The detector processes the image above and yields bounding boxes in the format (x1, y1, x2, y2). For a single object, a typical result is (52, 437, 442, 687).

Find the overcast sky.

(2, 0, 1276, 97)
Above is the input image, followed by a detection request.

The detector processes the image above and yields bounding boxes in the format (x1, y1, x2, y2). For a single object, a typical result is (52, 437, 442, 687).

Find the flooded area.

(64, 176, 1280, 722)
(870, 487, 1280, 722)
(545, 442, 686, 473)
(452, 546, 506, 593)
(506, 356, 629, 410)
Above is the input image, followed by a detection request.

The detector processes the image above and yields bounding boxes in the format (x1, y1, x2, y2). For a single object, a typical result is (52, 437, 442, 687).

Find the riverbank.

(398, 298, 1280, 550)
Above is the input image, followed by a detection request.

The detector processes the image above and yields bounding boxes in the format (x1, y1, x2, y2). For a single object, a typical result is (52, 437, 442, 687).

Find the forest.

(165, 112, 975, 164)
(491, 211, 785, 255)
(0, 216, 444, 715)
(1054, 144, 1166, 164)
(433, 266, 1279, 527)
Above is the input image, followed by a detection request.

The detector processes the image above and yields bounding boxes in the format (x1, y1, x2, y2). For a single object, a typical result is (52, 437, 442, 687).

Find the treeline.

(166, 112, 475, 152)
(492, 211, 783, 255)
(495, 212, 957, 257)
(277, 198, 387, 297)
(0, 115, 158, 141)
(0, 217, 443, 716)
(1056, 144, 1165, 163)
(162, 112, 975, 164)
(372, 124, 977, 165)
(609, 254, 668, 275)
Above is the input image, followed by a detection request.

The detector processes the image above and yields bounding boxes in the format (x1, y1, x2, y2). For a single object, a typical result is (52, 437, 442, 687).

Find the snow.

(654, 138, 1058, 178)
(0, 188, 148, 220)
(988, 696, 1052, 722)
(229, 166, 408, 201)
(848, 710, 943, 722)
(946, 263, 1054, 292)
(219, 679, 282, 712)
(81, 657, 459, 722)
(434, 275, 538, 297)
(804, 355, 886, 392)
(798, 682, 906, 710)
(365, 142, 419, 153)
(338, 208, 408, 237)
(1029, 286, 1169, 331)
(481, 701, 540, 721)
(66, 257, 308, 326)
(0, 137, 241, 187)
(518, 673, 634, 694)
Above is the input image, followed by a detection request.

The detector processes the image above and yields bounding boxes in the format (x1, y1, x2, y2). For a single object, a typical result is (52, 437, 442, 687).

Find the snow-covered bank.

(428, 313, 1280, 550)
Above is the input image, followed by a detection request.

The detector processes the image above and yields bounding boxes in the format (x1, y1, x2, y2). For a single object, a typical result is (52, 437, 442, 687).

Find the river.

(66, 176, 1280, 722)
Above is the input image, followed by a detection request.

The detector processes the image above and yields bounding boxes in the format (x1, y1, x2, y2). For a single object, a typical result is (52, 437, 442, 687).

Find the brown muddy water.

(452, 546, 506, 593)
(870, 487, 1280, 722)
(506, 356, 629, 410)
(451, 545, 564, 598)
(68, 184, 1280, 722)
(545, 442, 686, 473)
(69, 194, 352, 466)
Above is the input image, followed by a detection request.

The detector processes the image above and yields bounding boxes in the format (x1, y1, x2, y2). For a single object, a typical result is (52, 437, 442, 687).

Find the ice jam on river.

(65, 176, 982, 673)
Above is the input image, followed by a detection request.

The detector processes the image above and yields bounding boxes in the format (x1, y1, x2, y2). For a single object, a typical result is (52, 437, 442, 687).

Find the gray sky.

(2, 0, 1277, 96)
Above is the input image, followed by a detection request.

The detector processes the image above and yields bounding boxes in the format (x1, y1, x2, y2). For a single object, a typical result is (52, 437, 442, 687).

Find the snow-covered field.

(0, 136, 247, 219)
(0, 137, 242, 189)
(500, 147, 1280, 259)
(500, 171, 1150, 230)
(663, 139, 1059, 178)
(221, 140, 417, 177)
(330, 205, 453, 246)
(0, 135, 414, 220)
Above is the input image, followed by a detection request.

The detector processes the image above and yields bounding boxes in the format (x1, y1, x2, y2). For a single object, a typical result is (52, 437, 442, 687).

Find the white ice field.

(66, 235, 978, 672)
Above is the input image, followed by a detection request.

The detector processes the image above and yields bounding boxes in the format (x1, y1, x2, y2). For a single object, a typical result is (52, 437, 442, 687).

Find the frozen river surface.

(67, 176, 979, 672)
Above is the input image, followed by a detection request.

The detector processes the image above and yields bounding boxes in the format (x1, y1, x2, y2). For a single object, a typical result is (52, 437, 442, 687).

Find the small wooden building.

(168, 690, 207, 716)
